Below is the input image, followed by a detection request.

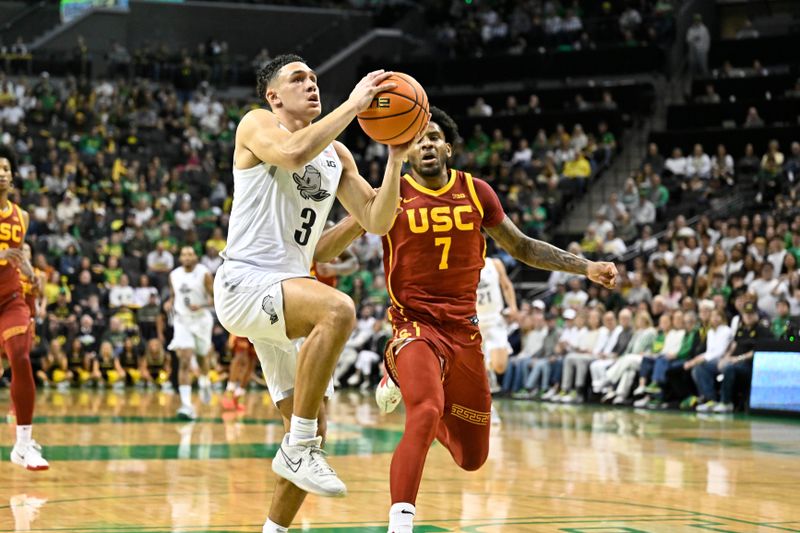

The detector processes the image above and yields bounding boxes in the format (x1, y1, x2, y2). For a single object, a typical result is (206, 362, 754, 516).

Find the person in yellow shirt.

(562, 150, 592, 179)
(205, 227, 227, 254)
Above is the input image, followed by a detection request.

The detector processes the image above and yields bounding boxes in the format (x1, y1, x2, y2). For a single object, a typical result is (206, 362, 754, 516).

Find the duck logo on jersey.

(293, 165, 331, 202)
(261, 295, 279, 325)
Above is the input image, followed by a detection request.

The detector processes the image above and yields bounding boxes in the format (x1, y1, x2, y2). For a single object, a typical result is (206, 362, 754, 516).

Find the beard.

(415, 158, 444, 177)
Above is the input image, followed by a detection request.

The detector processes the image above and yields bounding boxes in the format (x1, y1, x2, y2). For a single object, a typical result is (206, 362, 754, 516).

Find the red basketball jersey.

(0, 201, 26, 300)
(382, 169, 504, 324)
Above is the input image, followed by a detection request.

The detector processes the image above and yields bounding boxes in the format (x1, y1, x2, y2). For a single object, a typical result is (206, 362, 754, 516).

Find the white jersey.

(476, 258, 505, 323)
(170, 264, 212, 319)
(220, 141, 342, 291)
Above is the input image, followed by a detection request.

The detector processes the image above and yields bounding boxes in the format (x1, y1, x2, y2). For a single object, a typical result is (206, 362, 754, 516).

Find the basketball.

(357, 72, 430, 145)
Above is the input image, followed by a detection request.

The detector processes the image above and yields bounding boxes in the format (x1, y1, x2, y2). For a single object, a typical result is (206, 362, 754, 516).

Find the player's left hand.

(587, 261, 617, 289)
(387, 115, 430, 160)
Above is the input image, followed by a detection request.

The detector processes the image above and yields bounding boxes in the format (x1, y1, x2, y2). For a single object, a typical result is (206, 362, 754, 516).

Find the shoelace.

(305, 446, 336, 477)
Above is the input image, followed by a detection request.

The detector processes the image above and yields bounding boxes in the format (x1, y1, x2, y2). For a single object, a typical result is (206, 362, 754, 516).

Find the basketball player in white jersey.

(164, 247, 214, 420)
(476, 256, 517, 424)
(213, 54, 421, 533)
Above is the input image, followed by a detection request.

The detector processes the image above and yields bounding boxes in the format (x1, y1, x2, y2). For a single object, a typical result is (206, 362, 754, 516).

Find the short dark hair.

(429, 106, 459, 145)
(256, 53, 307, 102)
(0, 144, 17, 176)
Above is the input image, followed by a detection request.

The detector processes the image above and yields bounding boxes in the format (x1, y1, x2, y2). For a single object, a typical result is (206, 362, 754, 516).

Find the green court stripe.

(0, 430, 402, 461)
(674, 437, 800, 456)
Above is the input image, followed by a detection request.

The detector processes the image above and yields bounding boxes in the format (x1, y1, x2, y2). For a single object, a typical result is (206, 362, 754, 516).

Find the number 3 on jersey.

(294, 208, 317, 246)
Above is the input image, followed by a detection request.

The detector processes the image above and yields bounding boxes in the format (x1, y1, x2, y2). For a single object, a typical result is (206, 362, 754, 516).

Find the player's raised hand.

(348, 70, 398, 114)
(587, 261, 618, 289)
(387, 117, 429, 160)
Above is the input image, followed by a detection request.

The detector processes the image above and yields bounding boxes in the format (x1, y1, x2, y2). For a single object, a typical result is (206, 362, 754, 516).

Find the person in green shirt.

(771, 299, 797, 339)
(194, 198, 218, 241)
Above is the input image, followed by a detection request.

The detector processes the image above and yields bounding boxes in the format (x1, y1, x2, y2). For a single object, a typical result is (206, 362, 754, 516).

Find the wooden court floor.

(0, 388, 799, 532)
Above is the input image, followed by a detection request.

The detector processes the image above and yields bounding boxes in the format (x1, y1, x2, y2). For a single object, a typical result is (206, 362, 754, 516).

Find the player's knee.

(491, 360, 507, 374)
(458, 447, 489, 472)
(326, 295, 356, 333)
(408, 400, 443, 433)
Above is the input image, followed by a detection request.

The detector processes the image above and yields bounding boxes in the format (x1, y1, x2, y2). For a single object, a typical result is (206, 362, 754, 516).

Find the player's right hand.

(0, 247, 25, 264)
(348, 70, 397, 114)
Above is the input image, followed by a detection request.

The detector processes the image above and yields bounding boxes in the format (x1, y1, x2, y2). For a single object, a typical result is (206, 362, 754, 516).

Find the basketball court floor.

(0, 388, 798, 532)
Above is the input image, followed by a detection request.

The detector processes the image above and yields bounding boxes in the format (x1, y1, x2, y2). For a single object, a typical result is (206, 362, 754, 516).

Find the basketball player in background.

(221, 335, 258, 412)
(316, 106, 616, 533)
(213, 54, 422, 533)
(0, 145, 49, 470)
(476, 256, 518, 424)
(164, 246, 214, 420)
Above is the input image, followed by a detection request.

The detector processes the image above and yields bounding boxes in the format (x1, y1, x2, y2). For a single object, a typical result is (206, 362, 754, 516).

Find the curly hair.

(255, 53, 307, 104)
(429, 106, 459, 145)
(0, 144, 17, 176)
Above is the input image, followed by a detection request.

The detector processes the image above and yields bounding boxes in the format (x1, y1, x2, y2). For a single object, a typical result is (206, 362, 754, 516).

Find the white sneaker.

(176, 405, 197, 420)
(632, 385, 646, 397)
(696, 401, 717, 413)
(540, 388, 556, 401)
(633, 396, 649, 408)
(272, 435, 346, 497)
(376, 374, 402, 414)
(601, 390, 616, 403)
(612, 395, 627, 405)
(11, 440, 49, 471)
(712, 403, 734, 414)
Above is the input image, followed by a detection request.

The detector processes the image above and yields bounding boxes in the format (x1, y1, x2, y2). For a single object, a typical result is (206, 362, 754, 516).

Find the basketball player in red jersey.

(318, 107, 617, 532)
(0, 145, 49, 470)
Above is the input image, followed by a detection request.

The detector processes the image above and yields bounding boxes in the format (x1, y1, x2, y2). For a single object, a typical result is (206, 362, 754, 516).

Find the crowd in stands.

(426, 0, 677, 58)
(491, 137, 800, 413)
(2, 57, 799, 415)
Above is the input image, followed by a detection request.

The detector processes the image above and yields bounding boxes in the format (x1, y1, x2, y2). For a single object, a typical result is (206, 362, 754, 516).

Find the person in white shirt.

(684, 309, 732, 399)
(559, 310, 616, 403)
(664, 147, 688, 177)
(132, 274, 160, 308)
(748, 263, 788, 317)
(502, 310, 547, 394)
(164, 247, 215, 421)
(686, 144, 711, 179)
(563, 277, 588, 309)
(108, 273, 136, 308)
(686, 14, 710, 76)
(602, 229, 627, 258)
(633, 196, 656, 226)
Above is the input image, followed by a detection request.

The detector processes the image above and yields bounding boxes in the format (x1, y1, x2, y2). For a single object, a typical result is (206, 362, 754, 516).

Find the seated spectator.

(109, 273, 135, 309)
(686, 144, 711, 179)
(601, 229, 627, 259)
(467, 97, 493, 117)
(589, 309, 633, 394)
(664, 147, 688, 178)
(642, 143, 665, 175)
(735, 18, 759, 39)
(682, 309, 732, 408)
(600, 311, 656, 404)
(559, 311, 621, 403)
(698, 302, 771, 413)
(695, 84, 721, 104)
(633, 196, 656, 227)
(743, 106, 765, 128)
(711, 144, 734, 184)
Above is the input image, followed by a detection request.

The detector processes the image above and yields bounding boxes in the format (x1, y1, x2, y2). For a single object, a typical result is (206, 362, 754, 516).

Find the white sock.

(179, 385, 192, 408)
(262, 519, 288, 533)
(388, 502, 415, 532)
(226, 381, 238, 393)
(198, 375, 210, 388)
(288, 414, 317, 445)
(16, 425, 32, 446)
(234, 386, 245, 398)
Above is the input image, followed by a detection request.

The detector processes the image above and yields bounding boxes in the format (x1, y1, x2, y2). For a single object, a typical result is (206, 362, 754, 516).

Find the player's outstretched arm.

(238, 71, 397, 169)
(486, 216, 618, 289)
(494, 258, 519, 315)
(334, 138, 416, 235)
(314, 216, 364, 263)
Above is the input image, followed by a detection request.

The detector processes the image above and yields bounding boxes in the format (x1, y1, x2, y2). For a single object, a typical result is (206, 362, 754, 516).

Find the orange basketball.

(357, 72, 430, 145)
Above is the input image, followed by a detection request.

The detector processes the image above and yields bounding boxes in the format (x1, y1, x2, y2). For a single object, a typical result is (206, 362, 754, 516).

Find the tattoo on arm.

(487, 217, 589, 275)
